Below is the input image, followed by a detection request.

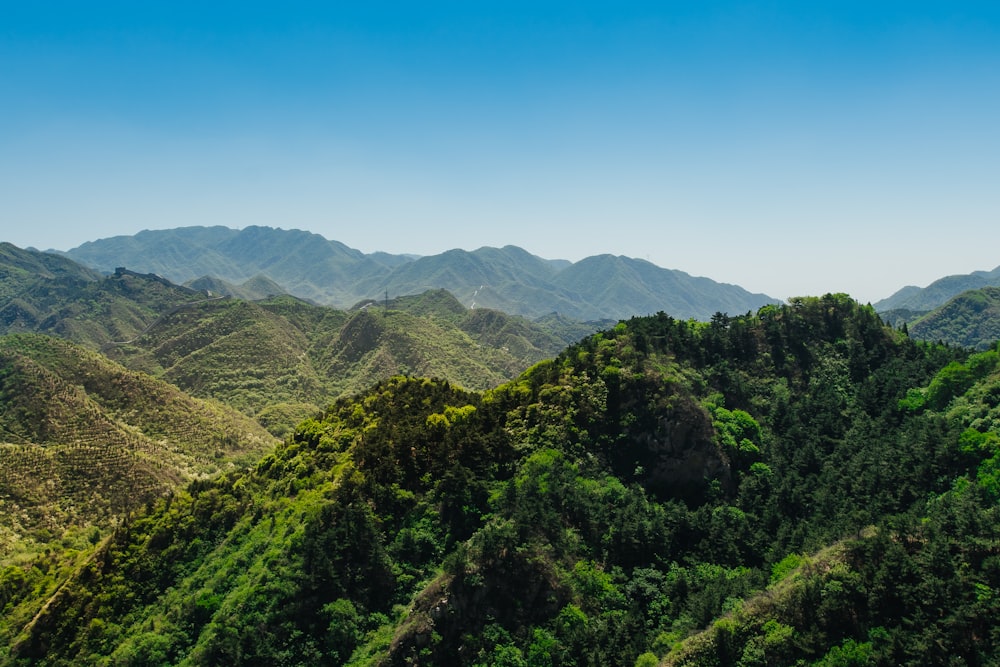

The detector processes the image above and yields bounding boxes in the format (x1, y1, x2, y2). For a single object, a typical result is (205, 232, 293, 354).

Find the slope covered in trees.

(103, 289, 595, 435)
(0, 245, 599, 435)
(0, 244, 208, 350)
(6, 295, 999, 666)
(0, 334, 276, 564)
(874, 264, 1000, 312)
(904, 286, 1000, 351)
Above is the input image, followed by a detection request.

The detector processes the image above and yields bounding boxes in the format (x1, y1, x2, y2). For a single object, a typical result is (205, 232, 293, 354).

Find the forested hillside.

(102, 289, 596, 435)
(875, 265, 1000, 312)
(0, 334, 276, 566)
(0, 245, 600, 435)
(5, 295, 999, 666)
(0, 250, 212, 351)
(905, 286, 1000, 351)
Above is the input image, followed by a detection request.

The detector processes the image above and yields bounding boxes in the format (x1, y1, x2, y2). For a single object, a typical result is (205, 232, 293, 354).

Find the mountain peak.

(60, 227, 779, 321)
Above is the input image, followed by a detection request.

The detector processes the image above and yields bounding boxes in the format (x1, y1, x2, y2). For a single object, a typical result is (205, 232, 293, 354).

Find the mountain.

(7, 295, 1000, 665)
(551, 254, 769, 320)
(184, 274, 288, 301)
(904, 286, 1000, 350)
(0, 333, 276, 560)
(0, 244, 212, 350)
(0, 242, 102, 294)
(60, 226, 395, 306)
(353, 245, 587, 318)
(874, 264, 1000, 312)
(0, 245, 596, 434)
(105, 290, 595, 436)
(59, 226, 780, 320)
(1, 241, 102, 335)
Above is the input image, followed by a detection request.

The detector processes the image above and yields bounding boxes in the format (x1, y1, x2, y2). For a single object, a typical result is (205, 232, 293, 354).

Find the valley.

(0, 234, 999, 665)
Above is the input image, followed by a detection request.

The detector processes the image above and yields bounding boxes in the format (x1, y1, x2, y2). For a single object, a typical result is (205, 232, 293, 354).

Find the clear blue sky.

(2, 1, 999, 303)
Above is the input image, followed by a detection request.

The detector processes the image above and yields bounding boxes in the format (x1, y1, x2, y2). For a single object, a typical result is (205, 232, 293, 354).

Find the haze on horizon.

(2, 1, 999, 305)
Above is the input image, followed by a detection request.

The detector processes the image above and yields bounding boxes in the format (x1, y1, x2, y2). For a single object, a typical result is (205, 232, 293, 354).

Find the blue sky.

(2, 1, 999, 304)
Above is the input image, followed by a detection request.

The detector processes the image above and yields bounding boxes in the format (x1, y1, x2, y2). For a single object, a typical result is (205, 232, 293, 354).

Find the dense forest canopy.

(2, 294, 1000, 666)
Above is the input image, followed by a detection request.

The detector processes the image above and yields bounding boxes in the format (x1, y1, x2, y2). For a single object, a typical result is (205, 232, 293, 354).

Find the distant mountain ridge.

(900, 286, 1000, 350)
(874, 264, 1000, 312)
(58, 226, 779, 320)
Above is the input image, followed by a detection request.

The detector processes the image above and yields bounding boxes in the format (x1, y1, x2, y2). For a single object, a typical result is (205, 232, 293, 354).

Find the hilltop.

(6, 296, 1000, 665)
(904, 286, 1000, 350)
(879, 286, 1000, 351)
(1, 242, 211, 349)
(105, 289, 598, 435)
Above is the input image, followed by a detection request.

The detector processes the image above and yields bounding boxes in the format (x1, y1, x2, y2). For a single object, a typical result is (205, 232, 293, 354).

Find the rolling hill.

(183, 274, 289, 301)
(904, 286, 1000, 350)
(0, 333, 276, 560)
(104, 289, 600, 435)
(0, 245, 602, 434)
(0, 242, 213, 349)
(9, 230, 1000, 663)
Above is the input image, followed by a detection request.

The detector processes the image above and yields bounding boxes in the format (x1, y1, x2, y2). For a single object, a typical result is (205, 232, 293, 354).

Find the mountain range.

(874, 264, 1000, 312)
(896, 286, 1000, 350)
(0, 242, 607, 435)
(3, 229, 1000, 664)
(4, 295, 1000, 665)
(58, 226, 780, 321)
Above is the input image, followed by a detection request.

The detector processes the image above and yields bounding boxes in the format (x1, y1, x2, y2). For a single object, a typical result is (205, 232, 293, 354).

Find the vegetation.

(0, 333, 275, 567)
(0, 249, 212, 351)
(104, 290, 590, 435)
(1, 245, 602, 435)
(902, 286, 1000, 350)
(874, 264, 1000, 312)
(183, 274, 288, 301)
(4, 294, 1000, 665)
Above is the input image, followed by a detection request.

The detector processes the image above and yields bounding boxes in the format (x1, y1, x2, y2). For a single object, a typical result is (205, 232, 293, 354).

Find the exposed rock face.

(620, 385, 732, 502)
(384, 381, 732, 664)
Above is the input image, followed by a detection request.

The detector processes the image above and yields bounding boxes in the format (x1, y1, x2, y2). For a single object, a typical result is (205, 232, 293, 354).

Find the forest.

(2, 294, 1000, 666)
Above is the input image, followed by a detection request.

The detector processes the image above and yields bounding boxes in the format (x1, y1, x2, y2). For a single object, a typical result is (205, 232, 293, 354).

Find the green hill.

(101, 290, 590, 436)
(874, 265, 1000, 312)
(184, 274, 288, 301)
(0, 245, 212, 350)
(0, 242, 102, 299)
(0, 334, 276, 562)
(551, 254, 769, 320)
(59, 226, 397, 306)
(1, 246, 600, 434)
(904, 286, 1000, 350)
(8, 295, 1000, 665)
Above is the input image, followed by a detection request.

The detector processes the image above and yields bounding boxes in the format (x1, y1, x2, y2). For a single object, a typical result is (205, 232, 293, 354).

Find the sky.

(2, 1, 999, 304)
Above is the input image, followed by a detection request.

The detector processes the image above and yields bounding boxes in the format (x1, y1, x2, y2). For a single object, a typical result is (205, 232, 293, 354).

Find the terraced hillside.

(0, 334, 276, 560)
(102, 290, 598, 435)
